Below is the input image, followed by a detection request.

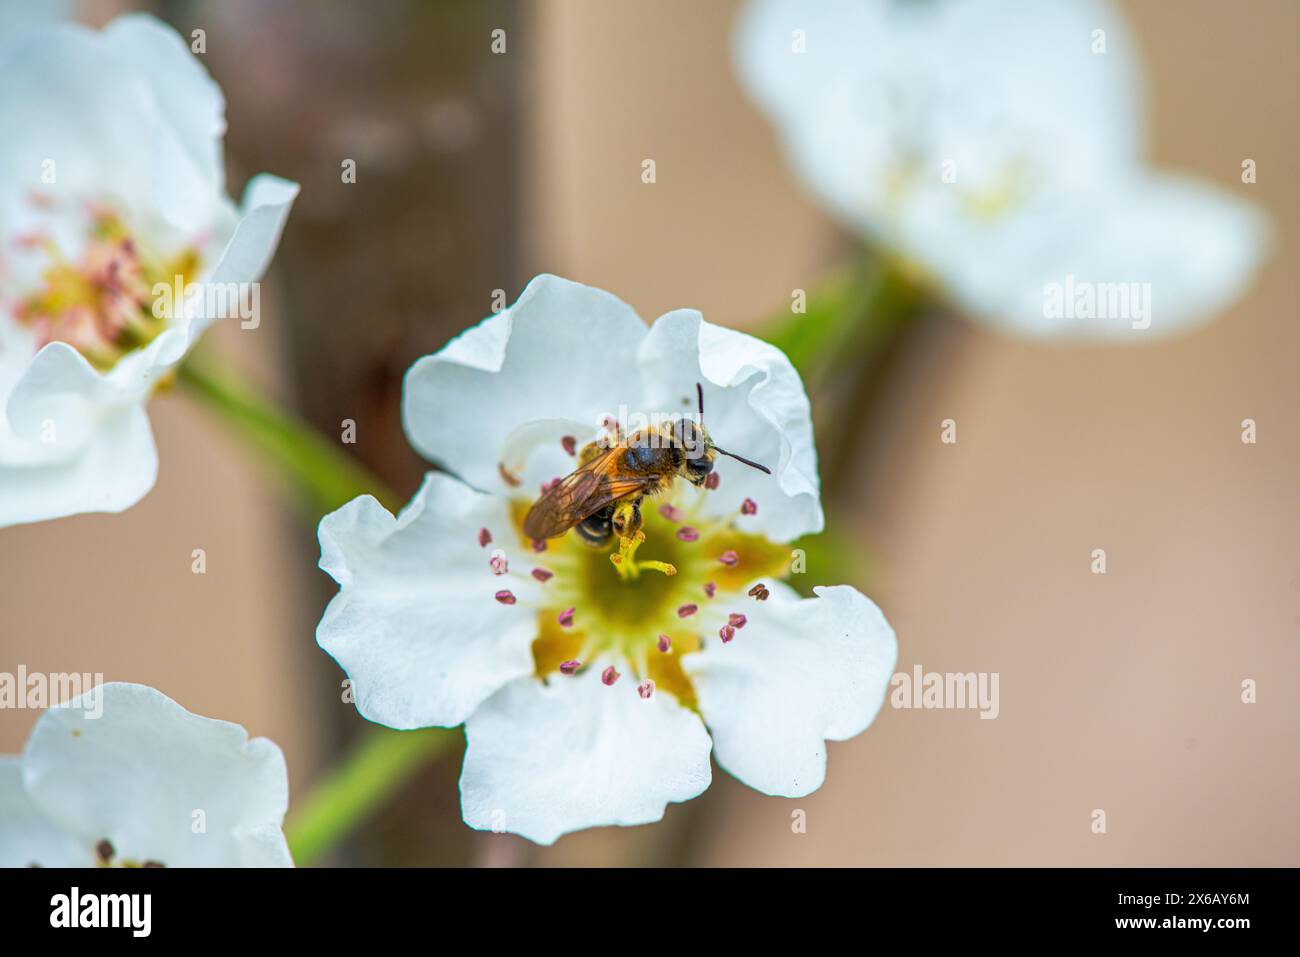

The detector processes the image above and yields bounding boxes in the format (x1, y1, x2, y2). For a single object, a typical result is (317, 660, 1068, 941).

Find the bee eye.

(687, 455, 713, 476)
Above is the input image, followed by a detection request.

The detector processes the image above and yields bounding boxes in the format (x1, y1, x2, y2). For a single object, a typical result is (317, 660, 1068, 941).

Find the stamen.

(478, 527, 492, 548)
(703, 581, 716, 598)
(561, 435, 577, 456)
(489, 550, 508, 575)
(740, 497, 758, 515)
(637, 679, 655, 700)
(557, 607, 575, 628)
(705, 472, 720, 490)
(748, 583, 770, 601)
(719, 549, 739, 567)
(676, 526, 700, 542)
(719, 624, 736, 643)
(602, 665, 620, 686)
(658, 503, 684, 522)
(677, 603, 698, 618)
(531, 567, 554, 583)
(531, 538, 548, 554)
(728, 613, 748, 629)
(95, 839, 115, 864)
(559, 660, 581, 675)
(657, 634, 672, 652)
(612, 529, 676, 580)
(494, 590, 517, 605)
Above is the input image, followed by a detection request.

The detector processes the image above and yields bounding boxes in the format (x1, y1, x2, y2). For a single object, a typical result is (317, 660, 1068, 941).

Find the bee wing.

(523, 449, 654, 540)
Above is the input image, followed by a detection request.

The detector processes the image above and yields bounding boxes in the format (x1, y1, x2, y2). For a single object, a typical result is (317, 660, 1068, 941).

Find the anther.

(531, 567, 554, 582)
(95, 839, 115, 864)
(478, 527, 492, 548)
(719, 624, 736, 643)
(489, 550, 508, 575)
(703, 581, 716, 598)
(557, 607, 575, 628)
(602, 665, 620, 686)
(658, 503, 684, 522)
(559, 660, 581, 675)
(719, 549, 739, 567)
(728, 613, 748, 629)
(677, 603, 698, 618)
(748, 583, 770, 601)
(657, 634, 672, 653)
(705, 472, 720, 490)
(494, 590, 517, 605)
(676, 526, 700, 542)
(637, 680, 655, 700)
(740, 498, 758, 515)
(561, 435, 577, 456)
(531, 538, 547, 553)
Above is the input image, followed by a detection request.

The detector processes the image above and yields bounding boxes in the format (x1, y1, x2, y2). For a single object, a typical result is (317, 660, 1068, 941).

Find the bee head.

(670, 416, 715, 485)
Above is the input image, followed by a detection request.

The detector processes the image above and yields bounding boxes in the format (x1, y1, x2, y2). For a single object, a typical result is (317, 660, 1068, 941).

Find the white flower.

(735, 0, 1270, 338)
(0, 14, 297, 527)
(0, 682, 292, 867)
(317, 274, 897, 845)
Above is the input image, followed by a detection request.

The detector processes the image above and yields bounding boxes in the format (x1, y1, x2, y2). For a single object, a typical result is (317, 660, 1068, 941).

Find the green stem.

(286, 727, 460, 866)
(176, 349, 402, 518)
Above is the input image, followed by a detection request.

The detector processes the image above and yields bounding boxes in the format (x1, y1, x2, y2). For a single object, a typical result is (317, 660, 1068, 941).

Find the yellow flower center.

(13, 204, 199, 372)
(503, 484, 790, 708)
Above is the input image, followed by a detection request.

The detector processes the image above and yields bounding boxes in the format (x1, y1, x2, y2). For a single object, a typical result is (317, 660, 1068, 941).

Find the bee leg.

(609, 498, 676, 580)
(610, 498, 643, 539)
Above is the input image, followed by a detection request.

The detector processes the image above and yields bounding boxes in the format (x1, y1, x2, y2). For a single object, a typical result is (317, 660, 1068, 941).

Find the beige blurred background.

(1, 0, 1295, 866)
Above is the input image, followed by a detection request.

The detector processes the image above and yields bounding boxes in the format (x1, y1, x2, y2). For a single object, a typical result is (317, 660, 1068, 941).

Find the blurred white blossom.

(735, 0, 1270, 338)
(0, 682, 292, 867)
(0, 14, 297, 526)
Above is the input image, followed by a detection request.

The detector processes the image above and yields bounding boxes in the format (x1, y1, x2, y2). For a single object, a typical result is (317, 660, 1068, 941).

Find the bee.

(523, 383, 771, 546)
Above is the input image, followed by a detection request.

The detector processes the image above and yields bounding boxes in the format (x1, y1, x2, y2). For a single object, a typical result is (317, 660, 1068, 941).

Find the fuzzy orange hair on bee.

(523, 383, 770, 546)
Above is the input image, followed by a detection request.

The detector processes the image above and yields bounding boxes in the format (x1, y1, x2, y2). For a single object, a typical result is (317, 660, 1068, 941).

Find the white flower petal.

(22, 683, 291, 867)
(638, 309, 822, 541)
(460, 665, 713, 845)
(684, 583, 896, 797)
(402, 274, 650, 492)
(0, 756, 86, 868)
(317, 473, 539, 729)
(0, 343, 157, 527)
(102, 13, 228, 231)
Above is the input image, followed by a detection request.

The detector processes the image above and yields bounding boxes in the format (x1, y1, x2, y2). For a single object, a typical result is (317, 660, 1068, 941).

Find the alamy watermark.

(890, 664, 1000, 719)
(151, 274, 261, 329)
(0, 668, 105, 718)
(1043, 274, 1151, 330)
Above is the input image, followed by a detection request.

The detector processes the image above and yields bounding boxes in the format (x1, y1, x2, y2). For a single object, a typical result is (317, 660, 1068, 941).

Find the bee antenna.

(697, 382, 705, 421)
(713, 447, 772, 475)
